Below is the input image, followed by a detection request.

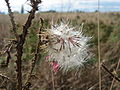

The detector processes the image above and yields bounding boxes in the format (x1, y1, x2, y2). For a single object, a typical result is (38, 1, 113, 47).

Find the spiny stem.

(4, 0, 19, 41)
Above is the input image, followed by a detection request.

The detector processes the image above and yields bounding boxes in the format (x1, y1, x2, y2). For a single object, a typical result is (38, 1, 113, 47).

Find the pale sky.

(0, 0, 120, 13)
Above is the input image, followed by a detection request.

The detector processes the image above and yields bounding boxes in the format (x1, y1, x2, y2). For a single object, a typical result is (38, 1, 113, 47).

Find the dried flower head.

(46, 22, 91, 72)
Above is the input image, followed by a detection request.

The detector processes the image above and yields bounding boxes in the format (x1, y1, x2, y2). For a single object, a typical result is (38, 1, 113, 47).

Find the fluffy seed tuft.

(46, 22, 92, 72)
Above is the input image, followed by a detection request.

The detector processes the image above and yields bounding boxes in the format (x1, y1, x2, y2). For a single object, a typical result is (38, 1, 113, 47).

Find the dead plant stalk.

(5, 0, 42, 90)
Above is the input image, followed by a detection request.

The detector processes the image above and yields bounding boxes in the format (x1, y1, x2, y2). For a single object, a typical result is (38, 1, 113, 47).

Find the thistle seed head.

(46, 22, 92, 72)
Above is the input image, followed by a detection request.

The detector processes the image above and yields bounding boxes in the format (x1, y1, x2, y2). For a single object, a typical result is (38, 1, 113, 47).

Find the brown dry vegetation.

(0, 12, 120, 90)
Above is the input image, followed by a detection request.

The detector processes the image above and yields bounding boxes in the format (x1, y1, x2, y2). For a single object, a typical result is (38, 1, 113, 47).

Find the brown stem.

(5, 0, 42, 89)
(4, 0, 19, 41)
(6, 44, 12, 67)
(29, 18, 44, 78)
(23, 18, 44, 89)
(15, 8, 37, 90)
(109, 59, 120, 90)
(0, 41, 13, 67)
(15, 1, 41, 90)
(0, 73, 13, 82)
(101, 64, 120, 82)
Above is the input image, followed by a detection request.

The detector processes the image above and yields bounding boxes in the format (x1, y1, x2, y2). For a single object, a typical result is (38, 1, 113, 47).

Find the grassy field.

(0, 12, 120, 89)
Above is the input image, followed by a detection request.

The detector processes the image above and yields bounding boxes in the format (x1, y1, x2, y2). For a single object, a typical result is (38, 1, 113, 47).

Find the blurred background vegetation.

(0, 12, 120, 89)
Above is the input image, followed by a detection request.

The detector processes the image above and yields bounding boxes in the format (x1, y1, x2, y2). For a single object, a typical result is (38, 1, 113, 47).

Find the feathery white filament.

(47, 22, 91, 72)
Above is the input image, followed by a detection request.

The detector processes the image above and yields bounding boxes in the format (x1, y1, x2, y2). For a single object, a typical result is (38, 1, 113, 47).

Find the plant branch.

(15, 1, 41, 90)
(4, 0, 42, 89)
(29, 18, 44, 79)
(0, 73, 13, 83)
(101, 64, 120, 82)
(88, 61, 120, 90)
(109, 59, 120, 90)
(23, 18, 44, 89)
(5, 43, 12, 67)
(4, 0, 19, 41)
(0, 41, 14, 67)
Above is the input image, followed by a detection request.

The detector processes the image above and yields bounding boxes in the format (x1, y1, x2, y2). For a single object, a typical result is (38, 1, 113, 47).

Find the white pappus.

(46, 21, 92, 72)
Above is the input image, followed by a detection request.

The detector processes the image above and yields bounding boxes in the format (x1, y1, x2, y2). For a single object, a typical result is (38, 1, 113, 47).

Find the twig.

(0, 41, 14, 67)
(101, 64, 120, 82)
(109, 59, 120, 90)
(15, 1, 41, 90)
(0, 40, 13, 56)
(23, 18, 43, 89)
(4, 0, 19, 41)
(0, 73, 13, 83)
(97, 0, 102, 90)
(51, 68, 55, 90)
(4, 0, 42, 89)
(88, 61, 120, 90)
(5, 43, 12, 67)
(88, 74, 108, 90)
(29, 18, 43, 79)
